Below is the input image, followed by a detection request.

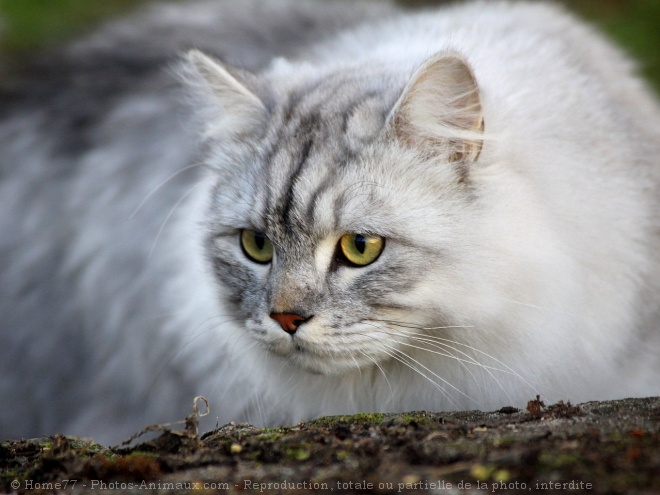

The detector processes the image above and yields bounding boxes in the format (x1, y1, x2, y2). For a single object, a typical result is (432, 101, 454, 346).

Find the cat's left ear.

(390, 52, 484, 163)
(179, 49, 267, 140)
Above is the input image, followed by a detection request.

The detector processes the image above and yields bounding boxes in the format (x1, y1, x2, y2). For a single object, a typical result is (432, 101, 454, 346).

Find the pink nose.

(269, 313, 311, 334)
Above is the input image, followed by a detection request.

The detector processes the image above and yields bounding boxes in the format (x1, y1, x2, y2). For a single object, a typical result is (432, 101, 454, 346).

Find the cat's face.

(207, 140, 468, 374)
(185, 51, 486, 375)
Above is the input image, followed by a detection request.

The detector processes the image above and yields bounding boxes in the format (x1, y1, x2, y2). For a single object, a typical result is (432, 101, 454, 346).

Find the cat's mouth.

(248, 315, 407, 375)
(260, 326, 391, 375)
(268, 337, 314, 357)
(263, 338, 335, 374)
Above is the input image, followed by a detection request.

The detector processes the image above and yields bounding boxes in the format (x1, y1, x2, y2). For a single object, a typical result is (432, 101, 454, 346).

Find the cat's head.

(181, 50, 489, 375)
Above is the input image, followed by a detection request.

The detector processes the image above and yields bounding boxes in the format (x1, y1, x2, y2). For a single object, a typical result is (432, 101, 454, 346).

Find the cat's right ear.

(389, 52, 484, 164)
(179, 50, 267, 140)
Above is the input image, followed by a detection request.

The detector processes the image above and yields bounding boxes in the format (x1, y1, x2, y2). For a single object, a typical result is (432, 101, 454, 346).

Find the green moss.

(470, 463, 496, 480)
(127, 450, 159, 459)
(335, 450, 351, 461)
(257, 431, 284, 442)
(351, 412, 385, 423)
(397, 412, 436, 426)
(246, 450, 262, 461)
(0, 469, 23, 485)
(259, 426, 287, 433)
(538, 451, 581, 469)
(493, 436, 517, 448)
(285, 446, 311, 461)
(311, 413, 385, 427)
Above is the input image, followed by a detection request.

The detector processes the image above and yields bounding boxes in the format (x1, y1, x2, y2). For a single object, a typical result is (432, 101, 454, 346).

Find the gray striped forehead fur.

(259, 69, 403, 239)
(208, 69, 400, 234)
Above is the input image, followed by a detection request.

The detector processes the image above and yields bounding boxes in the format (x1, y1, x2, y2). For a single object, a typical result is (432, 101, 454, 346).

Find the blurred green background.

(0, 0, 659, 93)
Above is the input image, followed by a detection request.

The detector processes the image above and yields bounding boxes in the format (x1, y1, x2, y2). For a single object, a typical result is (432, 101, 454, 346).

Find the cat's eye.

(240, 229, 273, 264)
(339, 233, 384, 266)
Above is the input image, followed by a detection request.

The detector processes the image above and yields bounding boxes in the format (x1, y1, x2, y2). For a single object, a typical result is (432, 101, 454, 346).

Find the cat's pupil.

(354, 235, 366, 254)
(254, 232, 266, 250)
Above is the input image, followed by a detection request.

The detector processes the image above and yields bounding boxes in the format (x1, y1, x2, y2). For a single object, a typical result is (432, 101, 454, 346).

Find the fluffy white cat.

(1, 0, 659, 444)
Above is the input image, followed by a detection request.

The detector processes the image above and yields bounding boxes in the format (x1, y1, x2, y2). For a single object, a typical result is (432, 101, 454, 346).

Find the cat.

(2, 0, 660, 445)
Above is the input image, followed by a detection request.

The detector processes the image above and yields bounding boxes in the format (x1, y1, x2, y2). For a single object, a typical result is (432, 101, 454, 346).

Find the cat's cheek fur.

(448, 164, 624, 394)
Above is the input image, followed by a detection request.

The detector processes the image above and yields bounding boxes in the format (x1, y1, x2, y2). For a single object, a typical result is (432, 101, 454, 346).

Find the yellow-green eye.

(240, 229, 273, 264)
(339, 233, 384, 266)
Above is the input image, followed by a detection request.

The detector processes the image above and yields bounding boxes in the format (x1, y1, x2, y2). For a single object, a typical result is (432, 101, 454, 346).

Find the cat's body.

(2, 0, 660, 444)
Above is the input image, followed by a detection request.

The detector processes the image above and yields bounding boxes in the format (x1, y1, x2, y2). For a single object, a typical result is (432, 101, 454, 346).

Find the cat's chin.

(287, 356, 365, 376)
(263, 340, 375, 376)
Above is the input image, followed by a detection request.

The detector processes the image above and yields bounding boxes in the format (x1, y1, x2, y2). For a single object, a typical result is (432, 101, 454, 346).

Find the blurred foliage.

(564, 0, 660, 93)
(0, 0, 658, 92)
(0, 0, 148, 53)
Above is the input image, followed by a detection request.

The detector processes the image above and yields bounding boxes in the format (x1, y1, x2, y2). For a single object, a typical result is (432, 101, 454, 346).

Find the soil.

(1, 396, 659, 494)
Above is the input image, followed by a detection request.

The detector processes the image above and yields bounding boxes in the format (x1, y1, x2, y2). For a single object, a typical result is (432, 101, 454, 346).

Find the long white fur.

(187, 1, 660, 426)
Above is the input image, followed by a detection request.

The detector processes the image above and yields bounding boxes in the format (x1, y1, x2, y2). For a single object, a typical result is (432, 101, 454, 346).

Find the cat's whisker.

(274, 363, 311, 418)
(358, 349, 393, 396)
(147, 315, 245, 398)
(377, 340, 477, 405)
(376, 322, 510, 367)
(358, 323, 457, 402)
(383, 332, 489, 391)
(255, 389, 266, 427)
(414, 333, 540, 398)
(421, 339, 491, 396)
(377, 343, 464, 409)
(358, 320, 519, 406)
(498, 297, 580, 318)
(348, 349, 363, 375)
(226, 323, 258, 359)
(211, 338, 262, 424)
(364, 321, 522, 403)
(161, 315, 246, 375)
(395, 335, 511, 374)
(129, 162, 205, 219)
(378, 327, 501, 369)
(148, 183, 202, 258)
(420, 325, 474, 330)
(408, 335, 514, 403)
(374, 319, 474, 331)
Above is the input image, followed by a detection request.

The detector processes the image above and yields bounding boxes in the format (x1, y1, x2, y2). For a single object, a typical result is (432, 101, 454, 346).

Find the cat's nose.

(269, 312, 313, 334)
